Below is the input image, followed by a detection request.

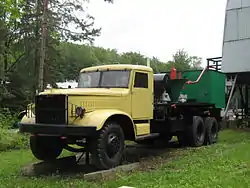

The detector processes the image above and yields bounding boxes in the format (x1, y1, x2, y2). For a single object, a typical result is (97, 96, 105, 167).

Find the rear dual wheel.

(204, 117, 219, 145)
(177, 116, 206, 147)
(178, 116, 218, 147)
(188, 116, 206, 147)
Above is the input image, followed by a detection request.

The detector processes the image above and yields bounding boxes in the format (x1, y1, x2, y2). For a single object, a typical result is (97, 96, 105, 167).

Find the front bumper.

(19, 123, 97, 137)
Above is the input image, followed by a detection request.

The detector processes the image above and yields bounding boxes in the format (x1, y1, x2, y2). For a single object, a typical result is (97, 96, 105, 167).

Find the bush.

(0, 128, 29, 152)
(0, 108, 29, 151)
(0, 108, 18, 129)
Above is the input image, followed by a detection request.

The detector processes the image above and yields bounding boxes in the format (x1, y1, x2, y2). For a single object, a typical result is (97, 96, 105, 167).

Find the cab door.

(131, 71, 153, 120)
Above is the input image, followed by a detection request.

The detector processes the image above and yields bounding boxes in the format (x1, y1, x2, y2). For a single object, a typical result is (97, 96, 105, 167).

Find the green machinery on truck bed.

(181, 69, 226, 109)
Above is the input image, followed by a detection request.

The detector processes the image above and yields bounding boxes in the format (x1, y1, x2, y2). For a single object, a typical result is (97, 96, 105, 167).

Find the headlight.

(75, 107, 85, 118)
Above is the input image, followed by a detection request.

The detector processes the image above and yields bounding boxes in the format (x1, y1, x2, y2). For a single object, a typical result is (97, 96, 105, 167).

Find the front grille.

(35, 94, 67, 124)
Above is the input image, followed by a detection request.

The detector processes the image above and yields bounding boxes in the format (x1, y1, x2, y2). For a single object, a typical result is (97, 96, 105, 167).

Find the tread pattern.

(30, 136, 63, 161)
(204, 117, 219, 145)
(187, 116, 206, 147)
(91, 121, 125, 170)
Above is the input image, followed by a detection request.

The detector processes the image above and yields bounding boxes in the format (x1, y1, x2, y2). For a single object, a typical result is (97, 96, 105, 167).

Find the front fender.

(20, 114, 35, 124)
(19, 109, 134, 131)
(72, 109, 134, 130)
(19, 103, 35, 124)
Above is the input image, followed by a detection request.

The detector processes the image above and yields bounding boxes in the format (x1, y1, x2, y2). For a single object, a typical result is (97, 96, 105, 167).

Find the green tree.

(0, 0, 106, 110)
(167, 49, 202, 71)
(0, 0, 204, 112)
(189, 56, 202, 69)
(170, 49, 191, 70)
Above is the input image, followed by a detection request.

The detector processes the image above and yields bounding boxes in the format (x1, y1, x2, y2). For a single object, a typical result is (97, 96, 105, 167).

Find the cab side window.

(134, 72, 148, 88)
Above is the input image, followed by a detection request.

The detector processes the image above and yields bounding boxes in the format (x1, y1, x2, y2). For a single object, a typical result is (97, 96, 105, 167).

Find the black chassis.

(151, 101, 221, 135)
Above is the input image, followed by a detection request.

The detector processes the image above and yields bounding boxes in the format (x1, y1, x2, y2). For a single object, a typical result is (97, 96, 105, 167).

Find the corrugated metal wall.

(221, 0, 250, 73)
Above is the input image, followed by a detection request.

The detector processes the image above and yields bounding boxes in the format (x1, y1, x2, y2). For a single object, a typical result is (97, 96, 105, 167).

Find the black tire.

(30, 136, 63, 161)
(188, 116, 206, 147)
(204, 117, 219, 145)
(91, 121, 125, 170)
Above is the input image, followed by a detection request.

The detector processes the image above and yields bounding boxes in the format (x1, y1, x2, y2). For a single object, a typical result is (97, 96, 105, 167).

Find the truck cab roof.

(80, 64, 153, 73)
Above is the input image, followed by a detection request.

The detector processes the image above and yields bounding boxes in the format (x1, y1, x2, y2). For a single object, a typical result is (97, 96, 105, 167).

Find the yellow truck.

(19, 63, 224, 170)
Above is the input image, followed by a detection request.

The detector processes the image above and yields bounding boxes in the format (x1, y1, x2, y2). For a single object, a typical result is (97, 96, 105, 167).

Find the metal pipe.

(185, 66, 208, 84)
(223, 74, 238, 120)
(147, 58, 150, 67)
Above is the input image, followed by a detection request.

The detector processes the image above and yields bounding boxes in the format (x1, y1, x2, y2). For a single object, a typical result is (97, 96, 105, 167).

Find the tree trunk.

(38, 0, 49, 92)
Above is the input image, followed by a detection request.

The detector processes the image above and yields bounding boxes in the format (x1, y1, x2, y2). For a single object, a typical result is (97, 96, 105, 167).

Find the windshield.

(78, 70, 130, 88)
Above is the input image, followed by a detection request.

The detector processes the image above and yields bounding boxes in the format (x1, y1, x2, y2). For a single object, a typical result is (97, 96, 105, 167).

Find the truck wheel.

(188, 116, 205, 147)
(204, 117, 219, 145)
(91, 121, 125, 170)
(30, 136, 63, 161)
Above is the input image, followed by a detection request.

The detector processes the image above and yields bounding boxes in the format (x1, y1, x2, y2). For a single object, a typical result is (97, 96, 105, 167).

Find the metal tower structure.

(221, 0, 250, 123)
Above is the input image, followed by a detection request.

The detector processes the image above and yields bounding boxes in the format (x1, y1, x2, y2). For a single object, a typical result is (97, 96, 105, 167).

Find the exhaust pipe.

(147, 58, 150, 67)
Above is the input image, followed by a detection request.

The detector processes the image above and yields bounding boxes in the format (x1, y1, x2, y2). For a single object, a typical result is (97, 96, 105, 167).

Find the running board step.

(135, 133, 160, 141)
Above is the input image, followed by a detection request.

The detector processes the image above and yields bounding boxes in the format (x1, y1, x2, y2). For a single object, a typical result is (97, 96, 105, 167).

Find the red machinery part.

(170, 67, 177, 80)
(178, 72, 182, 79)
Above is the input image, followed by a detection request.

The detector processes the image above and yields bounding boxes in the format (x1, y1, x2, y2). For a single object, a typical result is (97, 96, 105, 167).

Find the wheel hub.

(107, 133, 120, 158)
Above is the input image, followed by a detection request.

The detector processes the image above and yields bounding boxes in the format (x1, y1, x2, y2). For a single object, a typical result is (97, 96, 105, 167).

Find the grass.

(1, 129, 250, 188)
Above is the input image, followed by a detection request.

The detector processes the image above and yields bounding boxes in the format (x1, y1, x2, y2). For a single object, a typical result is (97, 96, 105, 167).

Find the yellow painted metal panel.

(135, 123, 150, 136)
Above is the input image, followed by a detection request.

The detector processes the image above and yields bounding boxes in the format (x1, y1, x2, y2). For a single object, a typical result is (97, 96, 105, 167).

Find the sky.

(84, 0, 228, 66)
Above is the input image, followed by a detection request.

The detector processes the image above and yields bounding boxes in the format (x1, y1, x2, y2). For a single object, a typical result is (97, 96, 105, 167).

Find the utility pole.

(38, 0, 49, 92)
(33, 0, 39, 96)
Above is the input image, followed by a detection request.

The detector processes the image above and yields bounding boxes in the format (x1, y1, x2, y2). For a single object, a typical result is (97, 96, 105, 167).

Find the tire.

(188, 116, 206, 147)
(204, 117, 219, 145)
(91, 121, 125, 170)
(30, 136, 63, 161)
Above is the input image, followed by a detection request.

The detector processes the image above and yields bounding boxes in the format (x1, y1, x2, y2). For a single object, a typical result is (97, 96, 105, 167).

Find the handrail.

(185, 66, 208, 85)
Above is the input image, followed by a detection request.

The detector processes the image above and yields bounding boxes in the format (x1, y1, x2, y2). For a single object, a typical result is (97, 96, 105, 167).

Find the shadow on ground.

(21, 140, 184, 177)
